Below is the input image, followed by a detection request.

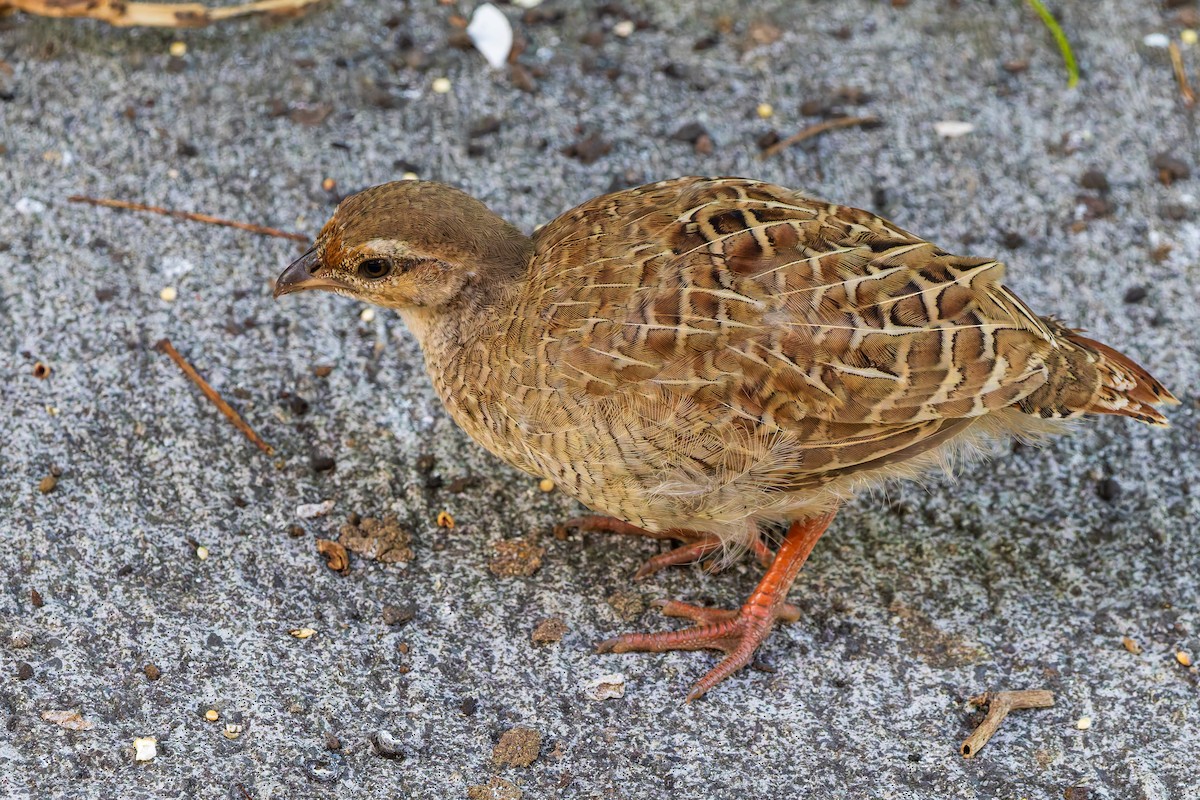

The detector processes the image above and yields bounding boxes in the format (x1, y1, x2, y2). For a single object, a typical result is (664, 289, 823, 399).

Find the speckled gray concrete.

(1, 1, 1198, 797)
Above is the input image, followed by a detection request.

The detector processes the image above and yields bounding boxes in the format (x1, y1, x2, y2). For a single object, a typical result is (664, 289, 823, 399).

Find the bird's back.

(446, 177, 1174, 535)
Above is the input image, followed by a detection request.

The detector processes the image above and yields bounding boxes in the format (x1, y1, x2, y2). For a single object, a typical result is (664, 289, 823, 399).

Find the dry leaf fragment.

(41, 710, 95, 731)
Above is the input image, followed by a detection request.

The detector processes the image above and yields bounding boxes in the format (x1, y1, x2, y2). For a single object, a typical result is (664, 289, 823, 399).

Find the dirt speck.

(489, 537, 545, 577)
(531, 617, 567, 644)
(606, 590, 645, 622)
(492, 726, 542, 768)
(467, 777, 522, 800)
(339, 515, 414, 563)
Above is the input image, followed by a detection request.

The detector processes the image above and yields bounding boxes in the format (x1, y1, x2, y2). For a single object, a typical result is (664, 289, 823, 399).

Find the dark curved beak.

(273, 247, 350, 298)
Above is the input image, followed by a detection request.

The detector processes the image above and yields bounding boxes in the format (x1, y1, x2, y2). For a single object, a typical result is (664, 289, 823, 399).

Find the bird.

(274, 176, 1176, 701)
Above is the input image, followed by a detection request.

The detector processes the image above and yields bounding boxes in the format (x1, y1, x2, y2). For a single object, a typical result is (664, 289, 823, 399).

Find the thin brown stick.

(3, 0, 322, 28)
(758, 115, 881, 160)
(68, 195, 308, 242)
(1169, 42, 1196, 108)
(960, 689, 1055, 758)
(155, 338, 275, 456)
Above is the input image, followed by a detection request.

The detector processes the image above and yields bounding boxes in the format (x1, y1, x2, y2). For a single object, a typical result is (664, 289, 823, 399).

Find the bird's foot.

(595, 511, 837, 701)
(597, 598, 801, 702)
(557, 515, 772, 579)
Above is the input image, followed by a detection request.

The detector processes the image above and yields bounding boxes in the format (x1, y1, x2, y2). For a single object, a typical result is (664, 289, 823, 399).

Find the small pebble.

(144, 663, 161, 681)
(38, 475, 57, 494)
(756, 102, 774, 119)
(205, 709, 219, 722)
(159, 286, 178, 302)
(360, 307, 376, 323)
(431, 77, 452, 94)
(1123, 286, 1148, 304)
(10, 630, 32, 648)
(1079, 169, 1109, 192)
(297, 500, 336, 519)
(311, 455, 336, 472)
(613, 19, 635, 37)
(538, 478, 555, 492)
(402, 171, 420, 181)
(1144, 33, 1171, 49)
(583, 673, 626, 701)
(168, 41, 187, 57)
(133, 737, 157, 761)
(933, 120, 975, 138)
(16, 663, 33, 681)
(1075, 716, 1092, 731)
(30, 589, 43, 608)
(371, 730, 404, 759)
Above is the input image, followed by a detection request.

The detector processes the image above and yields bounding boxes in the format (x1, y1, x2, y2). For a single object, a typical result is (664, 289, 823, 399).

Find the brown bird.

(275, 177, 1176, 700)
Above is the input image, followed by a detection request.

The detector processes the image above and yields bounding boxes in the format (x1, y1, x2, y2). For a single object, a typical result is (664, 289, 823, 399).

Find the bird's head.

(273, 180, 531, 311)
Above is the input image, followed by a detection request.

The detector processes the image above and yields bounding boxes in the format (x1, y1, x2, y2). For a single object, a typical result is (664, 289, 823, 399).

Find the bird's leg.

(596, 510, 838, 702)
(559, 515, 773, 579)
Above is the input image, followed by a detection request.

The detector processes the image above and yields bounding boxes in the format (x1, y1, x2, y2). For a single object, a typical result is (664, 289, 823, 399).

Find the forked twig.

(961, 689, 1055, 758)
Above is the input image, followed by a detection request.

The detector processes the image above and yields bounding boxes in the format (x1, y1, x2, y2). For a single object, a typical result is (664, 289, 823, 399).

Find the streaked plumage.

(275, 176, 1176, 699)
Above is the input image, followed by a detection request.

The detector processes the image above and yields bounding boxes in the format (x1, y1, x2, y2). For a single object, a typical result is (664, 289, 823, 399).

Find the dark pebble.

(415, 454, 436, 474)
(460, 696, 478, 715)
(16, 663, 33, 680)
(1160, 203, 1190, 221)
(1001, 231, 1026, 249)
(1079, 169, 1109, 192)
(381, 605, 415, 626)
(144, 663, 161, 681)
(30, 588, 43, 608)
(562, 134, 612, 164)
(1097, 478, 1121, 502)
(287, 525, 306, 538)
(1123, 286, 1148, 304)
(1064, 787, 1091, 800)
(1152, 153, 1190, 182)
(756, 130, 780, 150)
(469, 116, 502, 138)
(95, 287, 116, 302)
(671, 122, 708, 144)
(289, 395, 310, 416)
(311, 456, 336, 473)
(580, 28, 605, 47)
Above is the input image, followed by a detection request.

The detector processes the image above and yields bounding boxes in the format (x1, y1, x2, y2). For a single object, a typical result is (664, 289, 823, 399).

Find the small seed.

(538, 478, 555, 492)
(360, 308, 376, 323)
(432, 77, 452, 94)
(143, 663, 161, 681)
(1075, 716, 1092, 731)
(32, 362, 50, 379)
(195, 545, 209, 560)
(205, 709, 219, 722)
(289, 627, 316, 639)
(38, 475, 57, 494)
(437, 511, 455, 528)
(1177, 650, 1193, 667)
(1121, 636, 1142, 655)
(756, 102, 774, 119)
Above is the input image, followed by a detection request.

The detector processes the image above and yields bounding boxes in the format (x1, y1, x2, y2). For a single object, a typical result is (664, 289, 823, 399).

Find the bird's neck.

(397, 261, 525, 355)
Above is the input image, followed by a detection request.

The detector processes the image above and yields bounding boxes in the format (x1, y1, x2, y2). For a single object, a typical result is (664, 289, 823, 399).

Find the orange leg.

(560, 515, 773, 579)
(597, 510, 838, 701)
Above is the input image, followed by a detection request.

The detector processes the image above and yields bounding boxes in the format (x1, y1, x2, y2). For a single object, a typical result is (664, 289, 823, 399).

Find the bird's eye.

(357, 258, 392, 280)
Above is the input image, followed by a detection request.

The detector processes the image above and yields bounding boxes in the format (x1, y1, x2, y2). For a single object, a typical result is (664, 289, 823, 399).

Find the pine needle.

(1026, 0, 1079, 88)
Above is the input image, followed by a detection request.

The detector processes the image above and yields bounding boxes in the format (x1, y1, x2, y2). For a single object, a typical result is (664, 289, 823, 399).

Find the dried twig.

(961, 689, 1055, 758)
(1169, 42, 1196, 108)
(68, 195, 308, 242)
(758, 115, 880, 160)
(155, 338, 275, 456)
(2, 0, 322, 28)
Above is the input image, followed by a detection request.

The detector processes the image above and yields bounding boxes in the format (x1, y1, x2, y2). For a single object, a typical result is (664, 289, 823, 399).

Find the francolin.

(275, 177, 1175, 700)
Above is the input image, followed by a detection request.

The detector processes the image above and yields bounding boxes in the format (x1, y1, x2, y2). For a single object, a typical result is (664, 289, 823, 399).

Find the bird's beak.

(273, 247, 349, 298)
